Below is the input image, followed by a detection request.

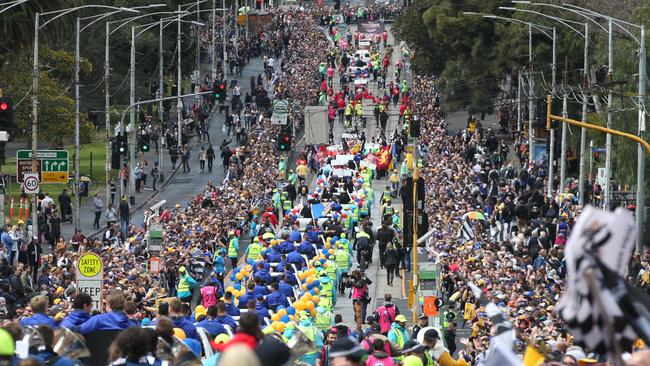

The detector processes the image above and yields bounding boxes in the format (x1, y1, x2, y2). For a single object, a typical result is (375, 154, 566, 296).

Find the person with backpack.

(365, 338, 394, 366)
(372, 294, 400, 336)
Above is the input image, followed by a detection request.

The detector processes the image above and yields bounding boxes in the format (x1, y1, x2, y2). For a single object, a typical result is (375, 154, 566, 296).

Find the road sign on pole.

(76, 252, 103, 312)
(22, 173, 39, 194)
(17, 150, 69, 183)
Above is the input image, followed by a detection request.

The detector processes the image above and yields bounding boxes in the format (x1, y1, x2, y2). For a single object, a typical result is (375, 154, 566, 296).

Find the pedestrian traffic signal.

(594, 151, 600, 162)
(117, 133, 128, 156)
(0, 96, 13, 128)
(111, 140, 121, 169)
(278, 129, 292, 151)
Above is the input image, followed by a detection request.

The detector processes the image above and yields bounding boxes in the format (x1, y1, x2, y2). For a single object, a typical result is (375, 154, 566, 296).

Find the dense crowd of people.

(1, 2, 650, 366)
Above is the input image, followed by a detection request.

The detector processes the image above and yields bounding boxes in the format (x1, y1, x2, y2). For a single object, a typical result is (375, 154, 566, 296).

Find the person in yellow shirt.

(296, 163, 309, 185)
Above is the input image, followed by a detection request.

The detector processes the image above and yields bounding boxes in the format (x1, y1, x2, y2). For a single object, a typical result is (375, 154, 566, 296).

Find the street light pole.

(547, 26, 556, 197)
(579, 22, 589, 207)
(74, 17, 81, 230)
(560, 57, 568, 194)
(31, 13, 39, 239)
(637, 26, 646, 253)
(517, 71, 521, 131)
(129, 26, 137, 205)
(222, 0, 227, 78)
(604, 20, 614, 210)
(177, 5, 183, 150)
(528, 22, 535, 164)
(105, 21, 111, 204)
(159, 20, 165, 183)
(212, 0, 217, 80)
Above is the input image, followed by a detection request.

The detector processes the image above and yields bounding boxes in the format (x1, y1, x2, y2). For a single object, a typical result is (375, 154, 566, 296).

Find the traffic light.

(0, 97, 13, 128)
(138, 138, 150, 152)
(278, 127, 292, 151)
(111, 140, 121, 169)
(213, 81, 227, 102)
(117, 133, 128, 156)
(594, 151, 600, 162)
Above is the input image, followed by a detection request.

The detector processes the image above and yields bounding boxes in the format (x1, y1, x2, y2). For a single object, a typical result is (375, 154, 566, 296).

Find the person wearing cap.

(387, 314, 408, 358)
(78, 292, 133, 334)
(19, 295, 57, 329)
(329, 336, 367, 366)
(227, 231, 240, 268)
(0, 328, 16, 366)
(296, 310, 324, 365)
(59, 292, 92, 329)
(402, 340, 428, 366)
(176, 266, 197, 303)
(420, 328, 468, 366)
(563, 345, 586, 366)
(411, 314, 428, 340)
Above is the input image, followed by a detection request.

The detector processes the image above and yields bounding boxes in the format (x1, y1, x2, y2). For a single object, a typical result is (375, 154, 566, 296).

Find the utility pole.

(604, 20, 613, 209)
(74, 17, 81, 230)
(547, 27, 556, 198)
(177, 5, 183, 150)
(129, 26, 136, 205)
(234, 0, 239, 55)
(211, 0, 217, 80)
(636, 25, 646, 253)
(105, 21, 111, 204)
(517, 71, 521, 131)
(31, 13, 40, 238)
(222, 0, 227, 78)
(158, 19, 165, 183)
(578, 22, 589, 207)
(195, 0, 201, 106)
(528, 23, 535, 163)
(560, 57, 568, 194)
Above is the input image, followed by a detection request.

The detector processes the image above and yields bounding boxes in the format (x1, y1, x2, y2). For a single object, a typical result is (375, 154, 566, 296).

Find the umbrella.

(463, 211, 487, 221)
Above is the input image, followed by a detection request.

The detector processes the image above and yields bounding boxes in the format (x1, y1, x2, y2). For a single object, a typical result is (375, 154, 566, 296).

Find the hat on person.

(564, 346, 586, 362)
(418, 314, 428, 320)
(195, 305, 207, 320)
(328, 337, 367, 359)
(183, 338, 202, 357)
(179, 266, 186, 273)
(0, 329, 14, 357)
(423, 329, 440, 340)
(402, 340, 425, 354)
(173, 328, 186, 340)
(395, 314, 407, 323)
(141, 318, 151, 326)
(402, 355, 424, 366)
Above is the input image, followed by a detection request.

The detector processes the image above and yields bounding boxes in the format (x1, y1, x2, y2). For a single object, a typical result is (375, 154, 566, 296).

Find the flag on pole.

(457, 217, 475, 241)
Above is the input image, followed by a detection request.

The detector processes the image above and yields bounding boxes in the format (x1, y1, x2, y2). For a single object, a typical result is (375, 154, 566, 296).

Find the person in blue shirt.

(59, 293, 92, 329)
(195, 305, 227, 337)
(255, 296, 270, 326)
(78, 292, 133, 334)
(266, 282, 290, 311)
(20, 295, 58, 329)
(215, 302, 238, 330)
(223, 292, 240, 316)
(279, 239, 295, 254)
(289, 229, 302, 243)
(298, 239, 316, 259)
(1, 229, 13, 265)
(253, 263, 271, 285)
(306, 225, 322, 244)
(287, 250, 306, 269)
(213, 249, 227, 275)
(238, 282, 257, 309)
(284, 269, 298, 286)
(31, 325, 81, 366)
(253, 279, 269, 297)
(169, 298, 198, 340)
(278, 275, 295, 299)
(267, 247, 282, 262)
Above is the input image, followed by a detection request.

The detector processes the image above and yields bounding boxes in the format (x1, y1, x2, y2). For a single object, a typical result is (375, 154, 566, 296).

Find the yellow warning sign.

(42, 171, 69, 183)
(77, 253, 102, 278)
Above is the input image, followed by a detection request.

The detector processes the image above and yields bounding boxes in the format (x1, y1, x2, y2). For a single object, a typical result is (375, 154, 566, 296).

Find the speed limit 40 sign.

(23, 173, 39, 194)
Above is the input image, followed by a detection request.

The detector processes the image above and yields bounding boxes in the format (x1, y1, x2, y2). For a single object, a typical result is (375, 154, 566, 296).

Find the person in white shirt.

(41, 193, 54, 212)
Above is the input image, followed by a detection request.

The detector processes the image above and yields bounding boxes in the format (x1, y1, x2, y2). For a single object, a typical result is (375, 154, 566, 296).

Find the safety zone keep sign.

(76, 252, 103, 312)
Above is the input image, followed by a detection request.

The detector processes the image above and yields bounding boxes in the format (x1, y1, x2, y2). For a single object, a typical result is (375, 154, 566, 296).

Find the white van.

(354, 49, 371, 64)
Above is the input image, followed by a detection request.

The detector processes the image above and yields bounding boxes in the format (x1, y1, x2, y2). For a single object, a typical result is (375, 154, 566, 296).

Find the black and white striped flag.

(458, 218, 475, 241)
(490, 221, 512, 243)
(557, 206, 642, 356)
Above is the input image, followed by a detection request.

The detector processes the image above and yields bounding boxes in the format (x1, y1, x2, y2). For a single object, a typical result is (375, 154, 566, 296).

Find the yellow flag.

(523, 346, 544, 366)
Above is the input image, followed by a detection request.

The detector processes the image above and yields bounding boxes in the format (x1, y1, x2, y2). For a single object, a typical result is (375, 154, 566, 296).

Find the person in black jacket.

(375, 222, 394, 269)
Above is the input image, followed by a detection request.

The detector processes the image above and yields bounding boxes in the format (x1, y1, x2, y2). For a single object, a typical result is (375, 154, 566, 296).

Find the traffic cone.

(24, 199, 29, 220)
(18, 197, 23, 221)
